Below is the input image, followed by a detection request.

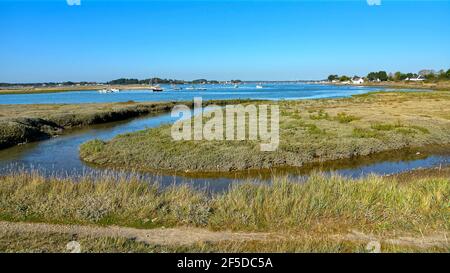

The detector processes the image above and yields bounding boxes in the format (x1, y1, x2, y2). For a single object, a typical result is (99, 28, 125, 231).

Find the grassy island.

(80, 91, 450, 174)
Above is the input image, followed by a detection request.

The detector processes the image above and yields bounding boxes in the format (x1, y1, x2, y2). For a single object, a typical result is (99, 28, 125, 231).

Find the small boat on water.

(256, 84, 263, 89)
(99, 88, 120, 93)
(185, 85, 206, 91)
(150, 85, 163, 92)
(234, 84, 239, 88)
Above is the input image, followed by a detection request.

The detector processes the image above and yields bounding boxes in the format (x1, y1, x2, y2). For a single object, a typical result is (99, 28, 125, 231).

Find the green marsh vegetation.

(80, 91, 450, 173)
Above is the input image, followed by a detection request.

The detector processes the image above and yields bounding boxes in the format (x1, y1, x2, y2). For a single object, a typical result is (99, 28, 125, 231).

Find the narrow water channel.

(0, 112, 448, 192)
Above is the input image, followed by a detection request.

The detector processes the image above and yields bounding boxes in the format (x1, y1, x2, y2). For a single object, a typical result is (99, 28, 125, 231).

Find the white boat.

(185, 85, 206, 91)
(256, 84, 263, 89)
(99, 88, 119, 93)
(150, 85, 163, 92)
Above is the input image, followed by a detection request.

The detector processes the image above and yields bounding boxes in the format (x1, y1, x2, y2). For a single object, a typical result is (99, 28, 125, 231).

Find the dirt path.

(0, 221, 448, 249)
(0, 221, 277, 246)
(334, 230, 449, 250)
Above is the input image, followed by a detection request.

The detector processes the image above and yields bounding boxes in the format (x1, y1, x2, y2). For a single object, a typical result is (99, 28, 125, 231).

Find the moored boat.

(150, 85, 163, 92)
(99, 88, 120, 93)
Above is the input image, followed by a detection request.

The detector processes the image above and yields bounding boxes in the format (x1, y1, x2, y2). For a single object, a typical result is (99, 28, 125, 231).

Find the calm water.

(0, 83, 386, 104)
(0, 83, 446, 191)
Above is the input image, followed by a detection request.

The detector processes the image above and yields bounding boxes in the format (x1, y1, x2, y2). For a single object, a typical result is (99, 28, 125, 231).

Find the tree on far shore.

(339, 75, 350, 82)
(328, 75, 339, 81)
(367, 71, 388, 81)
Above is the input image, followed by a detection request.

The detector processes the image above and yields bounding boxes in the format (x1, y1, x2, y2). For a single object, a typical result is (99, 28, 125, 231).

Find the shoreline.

(325, 80, 450, 91)
(0, 84, 155, 95)
(1, 80, 449, 95)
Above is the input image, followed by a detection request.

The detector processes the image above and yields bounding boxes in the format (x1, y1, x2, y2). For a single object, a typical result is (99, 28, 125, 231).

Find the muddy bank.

(0, 99, 258, 150)
(0, 102, 179, 149)
(0, 118, 62, 149)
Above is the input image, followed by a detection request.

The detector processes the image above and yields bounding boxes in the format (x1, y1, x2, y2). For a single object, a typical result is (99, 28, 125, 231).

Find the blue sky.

(0, 0, 449, 82)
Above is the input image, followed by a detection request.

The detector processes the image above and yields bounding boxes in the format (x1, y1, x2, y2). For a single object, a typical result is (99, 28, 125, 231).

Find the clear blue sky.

(0, 0, 449, 82)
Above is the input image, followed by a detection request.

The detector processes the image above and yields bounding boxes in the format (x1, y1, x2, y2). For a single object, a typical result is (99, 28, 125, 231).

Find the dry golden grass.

(362, 80, 450, 91)
(0, 171, 448, 235)
(3, 230, 447, 253)
(0, 170, 448, 253)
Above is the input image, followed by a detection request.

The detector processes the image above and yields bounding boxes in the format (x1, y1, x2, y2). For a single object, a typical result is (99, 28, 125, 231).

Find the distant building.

(351, 77, 364, 85)
(406, 75, 424, 82)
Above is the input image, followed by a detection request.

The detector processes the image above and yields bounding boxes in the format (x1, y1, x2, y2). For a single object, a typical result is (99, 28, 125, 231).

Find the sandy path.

(0, 221, 277, 246)
(334, 230, 449, 250)
(0, 221, 448, 249)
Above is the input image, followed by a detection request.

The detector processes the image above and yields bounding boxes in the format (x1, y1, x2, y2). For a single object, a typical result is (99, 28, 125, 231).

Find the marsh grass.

(0, 230, 163, 253)
(409, 125, 430, 134)
(210, 174, 449, 233)
(194, 240, 449, 253)
(0, 172, 211, 228)
(2, 230, 447, 253)
(309, 109, 330, 120)
(309, 110, 359, 123)
(0, 172, 448, 235)
(80, 91, 450, 172)
(370, 122, 431, 136)
(334, 112, 360, 123)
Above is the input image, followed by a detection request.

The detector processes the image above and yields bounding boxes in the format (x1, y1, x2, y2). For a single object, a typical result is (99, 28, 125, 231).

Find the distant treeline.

(0, 81, 98, 87)
(107, 78, 185, 85)
(0, 78, 243, 87)
(107, 78, 242, 85)
(328, 68, 450, 82)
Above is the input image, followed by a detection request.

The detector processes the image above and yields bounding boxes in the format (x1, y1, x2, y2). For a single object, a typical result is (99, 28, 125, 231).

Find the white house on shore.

(351, 77, 364, 85)
(406, 75, 425, 82)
